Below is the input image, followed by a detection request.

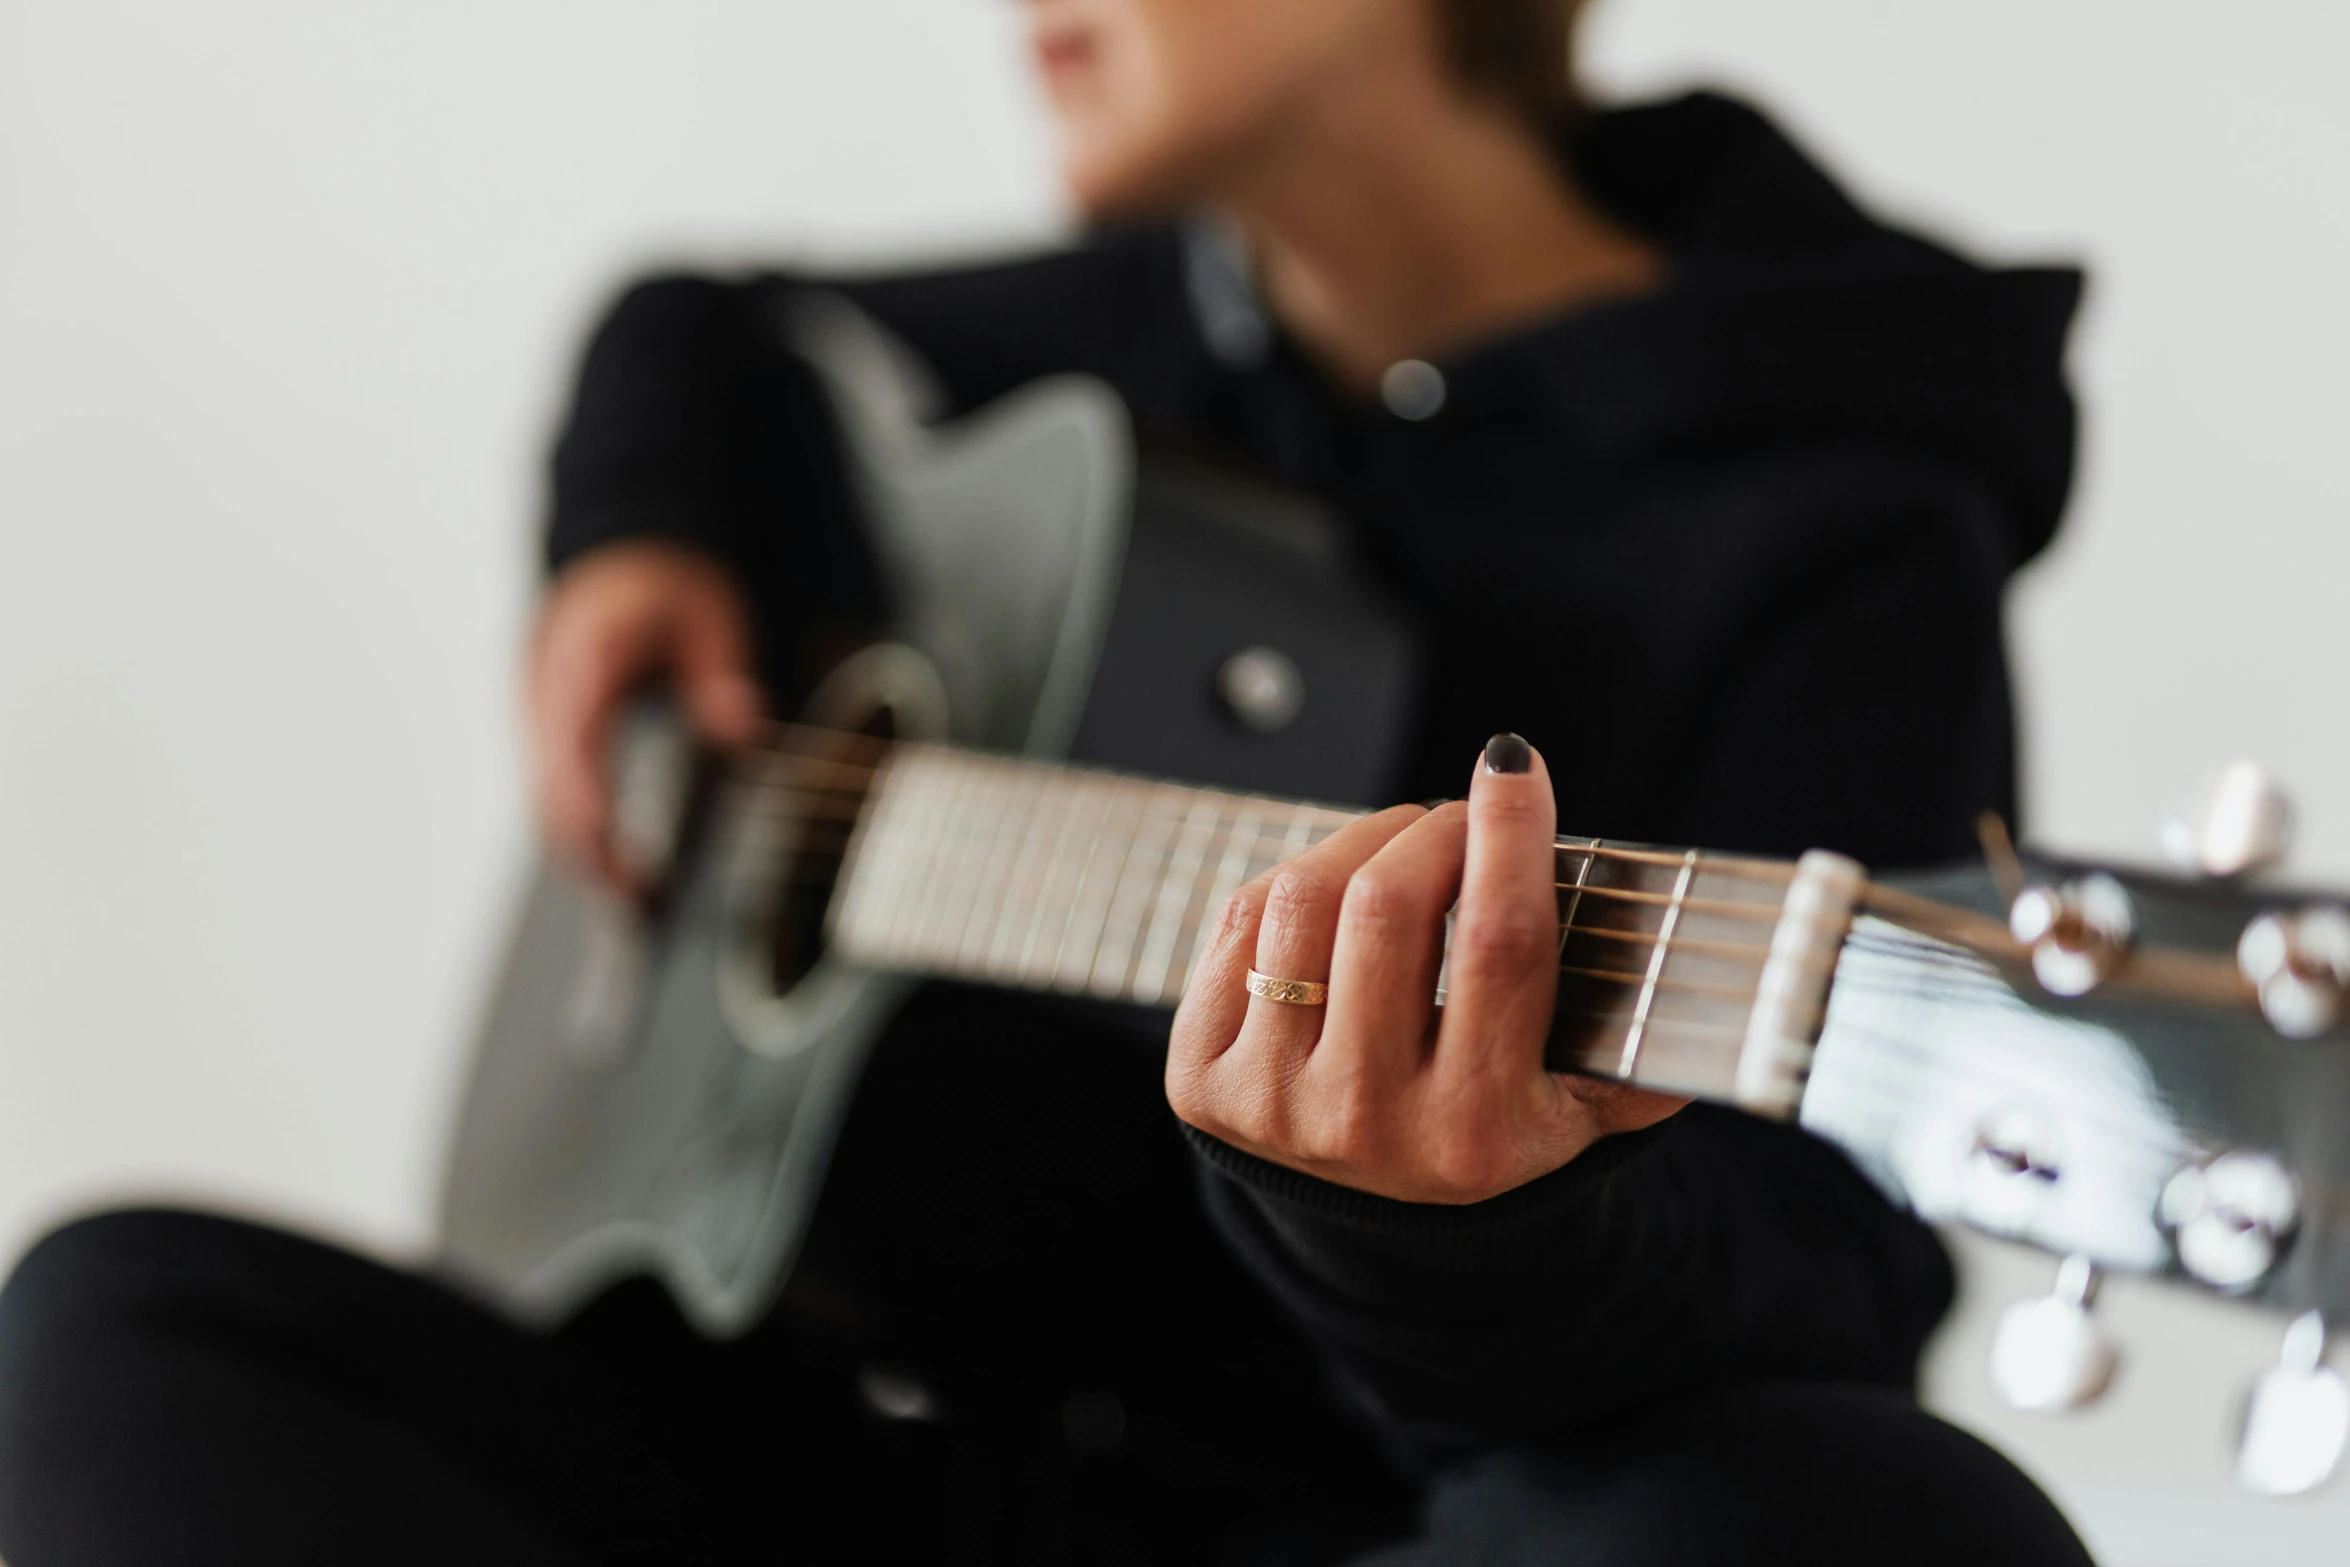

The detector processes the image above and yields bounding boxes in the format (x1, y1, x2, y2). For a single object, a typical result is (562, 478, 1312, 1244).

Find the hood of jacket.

(1527, 91, 2083, 568)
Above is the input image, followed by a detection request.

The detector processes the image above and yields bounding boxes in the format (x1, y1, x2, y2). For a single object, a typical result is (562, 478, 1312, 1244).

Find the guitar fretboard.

(822, 744, 1860, 1116)
(829, 746, 1357, 1007)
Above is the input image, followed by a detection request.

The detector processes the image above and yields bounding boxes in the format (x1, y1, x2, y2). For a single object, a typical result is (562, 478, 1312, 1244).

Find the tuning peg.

(2008, 873, 2137, 997)
(1990, 1254, 2120, 1413)
(2161, 1151, 2301, 1292)
(2240, 907, 2350, 1040)
(2238, 1312, 2349, 1496)
(2162, 761, 2295, 879)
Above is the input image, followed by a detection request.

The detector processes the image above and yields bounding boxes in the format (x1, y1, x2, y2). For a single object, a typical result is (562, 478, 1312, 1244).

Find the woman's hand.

(527, 541, 764, 893)
(1168, 734, 1686, 1205)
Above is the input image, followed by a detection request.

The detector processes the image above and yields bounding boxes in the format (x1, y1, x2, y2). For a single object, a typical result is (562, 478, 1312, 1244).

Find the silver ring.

(1246, 968, 1328, 1006)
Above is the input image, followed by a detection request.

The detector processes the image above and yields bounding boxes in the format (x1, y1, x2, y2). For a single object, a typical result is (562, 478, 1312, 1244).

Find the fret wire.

(1617, 849, 1698, 1079)
(1180, 801, 1266, 994)
(1133, 792, 1226, 1005)
(1171, 799, 1298, 995)
(878, 757, 952, 965)
(929, 758, 996, 972)
(865, 757, 933, 964)
(1089, 783, 1184, 998)
(1159, 808, 1229, 1001)
(1280, 799, 1317, 860)
(823, 751, 894, 954)
(964, 760, 1032, 972)
(1049, 779, 1127, 989)
(1052, 779, 1132, 986)
(895, 756, 966, 965)
(1020, 776, 1101, 984)
(909, 758, 990, 968)
(1555, 838, 1598, 960)
(992, 771, 1076, 979)
(940, 759, 1017, 967)
(958, 760, 1030, 971)
(978, 771, 1044, 977)
(957, 759, 1040, 973)
(729, 724, 1804, 878)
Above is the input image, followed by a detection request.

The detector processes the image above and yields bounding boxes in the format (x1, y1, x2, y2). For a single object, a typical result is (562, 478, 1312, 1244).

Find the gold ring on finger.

(1245, 968, 1328, 1007)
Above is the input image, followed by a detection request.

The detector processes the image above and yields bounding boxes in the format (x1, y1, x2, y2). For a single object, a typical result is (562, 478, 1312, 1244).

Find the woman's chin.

(1059, 141, 1200, 224)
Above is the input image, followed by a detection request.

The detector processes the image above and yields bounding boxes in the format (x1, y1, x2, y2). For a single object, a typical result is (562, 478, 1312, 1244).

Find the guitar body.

(439, 299, 1419, 1333)
(444, 296, 2350, 1467)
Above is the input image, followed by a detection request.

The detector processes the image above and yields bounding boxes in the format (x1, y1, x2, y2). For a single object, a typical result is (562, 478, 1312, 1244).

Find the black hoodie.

(545, 91, 2079, 1508)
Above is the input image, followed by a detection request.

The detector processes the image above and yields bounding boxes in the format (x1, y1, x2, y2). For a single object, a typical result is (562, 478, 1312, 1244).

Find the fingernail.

(1483, 733, 1532, 775)
(1417, 797, 1453, 810)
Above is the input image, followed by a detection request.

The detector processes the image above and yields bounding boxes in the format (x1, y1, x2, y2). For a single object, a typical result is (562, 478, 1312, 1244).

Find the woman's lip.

(1034, 29, 1095, 82)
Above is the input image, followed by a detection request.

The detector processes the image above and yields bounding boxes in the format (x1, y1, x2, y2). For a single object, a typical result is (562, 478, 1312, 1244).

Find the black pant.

(0, 1209, 2089, 1566)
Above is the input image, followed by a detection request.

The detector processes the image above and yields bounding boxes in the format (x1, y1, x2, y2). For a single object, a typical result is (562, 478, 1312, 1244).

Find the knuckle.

(1452, 909, 1556, 978)
(1163, 1054, 1211, 1124)
(1260, 868, 1342, 944)
(1476, 787, 1550, 828)
(1426, 1137, 1513, 1204)
(1207, 881, 1269, 949)
(1338, 865, 1435, 943)
(1316, 1084, 1387, 1167)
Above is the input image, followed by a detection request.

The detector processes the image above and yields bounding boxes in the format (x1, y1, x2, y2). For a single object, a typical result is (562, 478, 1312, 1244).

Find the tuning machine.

(1975, 814, 2138, 998)
(2239, 907, 2350, 1040)
(1990, 1254, 2120, 1413)
(2238, 1312, 2350, 1496)
(2008, 874, 2138, 998)
(2162, 761, 2295, 879)
(2161, 1150, 2301, 1293)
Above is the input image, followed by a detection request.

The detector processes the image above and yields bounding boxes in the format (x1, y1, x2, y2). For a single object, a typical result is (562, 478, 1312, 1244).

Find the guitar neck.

(819, 743, 1861, 1118)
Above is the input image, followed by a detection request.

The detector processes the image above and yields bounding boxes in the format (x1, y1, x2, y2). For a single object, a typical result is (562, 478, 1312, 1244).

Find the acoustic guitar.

(439, 296, 2350, 1496)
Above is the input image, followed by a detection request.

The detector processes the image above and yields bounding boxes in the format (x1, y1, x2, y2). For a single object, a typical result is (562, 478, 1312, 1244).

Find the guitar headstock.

(1801, 765, 2350, 1493)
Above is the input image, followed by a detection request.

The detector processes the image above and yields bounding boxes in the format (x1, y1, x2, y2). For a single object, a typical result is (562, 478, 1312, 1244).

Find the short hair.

(1437, 0, 1594, 124)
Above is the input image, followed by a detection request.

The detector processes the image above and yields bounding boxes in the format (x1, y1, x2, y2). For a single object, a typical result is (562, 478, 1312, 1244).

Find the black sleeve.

(541, 274, 879, 704)
(539, 238, 1181, 701)
(1194, 460, 2001, 1468)
(1190, 1107, 1952, 1471)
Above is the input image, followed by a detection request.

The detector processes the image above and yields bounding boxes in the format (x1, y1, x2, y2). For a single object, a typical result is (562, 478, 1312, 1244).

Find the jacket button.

(1380, 358, 1446, 420)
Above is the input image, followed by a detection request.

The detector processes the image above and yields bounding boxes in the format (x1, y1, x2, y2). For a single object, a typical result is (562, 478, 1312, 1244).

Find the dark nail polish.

(1417, 797, 1453, 811)
(1483, 733, 1532, 775)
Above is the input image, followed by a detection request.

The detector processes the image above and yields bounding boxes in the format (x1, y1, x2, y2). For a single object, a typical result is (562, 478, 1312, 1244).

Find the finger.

(1171, 872, 1271, 1070)
(1243, 806, 1425, 1063)
(670, 585, 763, 747)
(1317, 802, 1467, 1088)
(1432, 734, 1561, 1089)
(1166, 872, 1273, 1136)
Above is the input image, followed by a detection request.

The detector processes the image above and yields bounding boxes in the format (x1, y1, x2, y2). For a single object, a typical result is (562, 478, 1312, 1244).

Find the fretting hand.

(1168, 734, 1686, 1205)
(527, 541, 765, 893)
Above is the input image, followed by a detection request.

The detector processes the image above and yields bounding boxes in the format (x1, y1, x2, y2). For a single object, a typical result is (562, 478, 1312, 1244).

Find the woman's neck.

(1213, 73, 1662, 393)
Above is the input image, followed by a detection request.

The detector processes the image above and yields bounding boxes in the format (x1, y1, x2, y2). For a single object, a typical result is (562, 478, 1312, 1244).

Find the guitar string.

(715, 790, 1804, 925)
(722, 768, 1799, 913)
(723, 767, 2296, 1208)
(699, 740, 2249, 1008)
(729, 783, 2280, 1149)
(715, 732, 1805, 884)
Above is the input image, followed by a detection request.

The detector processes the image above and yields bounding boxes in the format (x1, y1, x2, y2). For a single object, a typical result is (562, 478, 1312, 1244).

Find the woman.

(0, 1, 2090, 1562)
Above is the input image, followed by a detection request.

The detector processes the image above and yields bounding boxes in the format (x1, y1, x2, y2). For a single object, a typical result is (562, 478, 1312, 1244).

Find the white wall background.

(0, 3, 2344, 1561)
